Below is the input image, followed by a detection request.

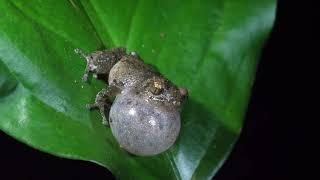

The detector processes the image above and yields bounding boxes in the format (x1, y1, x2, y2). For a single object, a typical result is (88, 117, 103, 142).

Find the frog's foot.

(130, 51, 138, 57)
(75, 48, 92, 82)
(86, 86, 121, 126)
(86, 102, 110, 126)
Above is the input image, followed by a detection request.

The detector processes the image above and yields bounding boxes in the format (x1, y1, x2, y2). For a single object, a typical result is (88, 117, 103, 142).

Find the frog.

(75, 47, 188, 156)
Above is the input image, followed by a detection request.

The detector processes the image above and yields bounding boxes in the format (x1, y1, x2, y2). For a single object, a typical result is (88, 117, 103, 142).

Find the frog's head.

(143, 76, 188, 109)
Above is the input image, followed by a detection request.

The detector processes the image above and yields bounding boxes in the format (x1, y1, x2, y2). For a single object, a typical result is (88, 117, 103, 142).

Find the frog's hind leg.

(75, 48, 91, 82)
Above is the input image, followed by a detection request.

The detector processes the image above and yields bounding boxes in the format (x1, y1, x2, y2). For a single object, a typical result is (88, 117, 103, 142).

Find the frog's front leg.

(87, 84, 121, 125)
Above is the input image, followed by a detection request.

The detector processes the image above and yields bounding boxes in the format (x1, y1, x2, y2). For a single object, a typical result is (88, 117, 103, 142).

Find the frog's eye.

(149, 81, 165, 95)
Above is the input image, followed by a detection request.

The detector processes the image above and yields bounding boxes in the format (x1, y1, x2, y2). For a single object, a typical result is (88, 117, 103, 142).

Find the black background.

(0, 1, 313, 179)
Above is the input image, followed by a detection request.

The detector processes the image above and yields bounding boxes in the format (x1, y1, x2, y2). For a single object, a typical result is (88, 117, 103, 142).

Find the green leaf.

(0, 0, 275, 179)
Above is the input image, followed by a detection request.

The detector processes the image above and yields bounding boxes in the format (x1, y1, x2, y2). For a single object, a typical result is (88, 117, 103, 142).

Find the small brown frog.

(75, 48, 187, 156)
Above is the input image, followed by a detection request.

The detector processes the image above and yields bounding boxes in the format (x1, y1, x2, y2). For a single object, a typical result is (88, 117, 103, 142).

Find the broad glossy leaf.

(0, 0, 276, 179)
